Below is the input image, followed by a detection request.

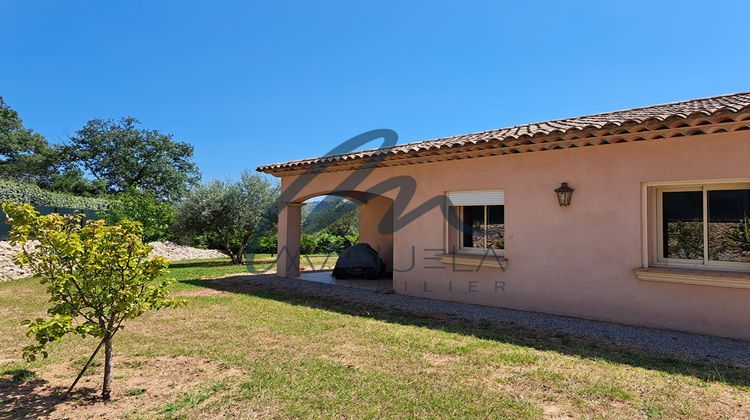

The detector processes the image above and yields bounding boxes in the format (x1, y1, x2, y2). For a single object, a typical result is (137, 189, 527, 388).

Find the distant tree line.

(1, 96, 359, 261)
(1, 97, 199, 201)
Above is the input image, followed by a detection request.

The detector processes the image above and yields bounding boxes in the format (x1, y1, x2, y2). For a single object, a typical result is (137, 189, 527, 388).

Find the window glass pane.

(662, 191, 704, 260)
(487, 205, 505, 250)
(708, 189, 750, 263)
(462, 206, 485, 248)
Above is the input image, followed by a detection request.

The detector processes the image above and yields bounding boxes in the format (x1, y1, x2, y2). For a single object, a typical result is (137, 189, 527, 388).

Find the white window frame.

(654, 182, 750, 271)
(445, 190, 505, 256)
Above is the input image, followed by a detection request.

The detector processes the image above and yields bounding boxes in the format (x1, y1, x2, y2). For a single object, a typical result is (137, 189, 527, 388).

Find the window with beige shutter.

(446, 190, 505, 256)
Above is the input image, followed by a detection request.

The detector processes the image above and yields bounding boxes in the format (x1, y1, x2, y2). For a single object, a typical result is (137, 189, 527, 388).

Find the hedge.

(251, 233, 359, 255)
(0, 179, 111, 210)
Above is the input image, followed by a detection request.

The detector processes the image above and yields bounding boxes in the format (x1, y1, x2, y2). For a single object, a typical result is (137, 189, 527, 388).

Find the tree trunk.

(102, 333, 113, 400)
(227, 248, 242, 264)
(228, 250, 242, 264)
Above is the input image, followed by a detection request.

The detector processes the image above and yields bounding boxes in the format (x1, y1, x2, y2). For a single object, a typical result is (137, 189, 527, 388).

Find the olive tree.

(175, 171, 279, 264)
(2, 202, 184, 400)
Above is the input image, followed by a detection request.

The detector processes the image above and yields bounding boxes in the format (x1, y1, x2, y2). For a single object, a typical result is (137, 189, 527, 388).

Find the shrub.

(300, 234, 318, 255)
(344, 233, 359, 248)
(103, 190, 174, 242)
(315, 233, 347, 254)
(666, 221, 704, 259)
(250, 231, 354, 256)
(256, 234, 278, 255)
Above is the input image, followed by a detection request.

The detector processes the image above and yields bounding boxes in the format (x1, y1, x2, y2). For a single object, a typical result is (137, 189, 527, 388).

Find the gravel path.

(231, 273, 750, 368)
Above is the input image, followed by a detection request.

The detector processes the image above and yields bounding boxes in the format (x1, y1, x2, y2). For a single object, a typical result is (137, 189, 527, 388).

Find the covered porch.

(276, 189, 395, 288)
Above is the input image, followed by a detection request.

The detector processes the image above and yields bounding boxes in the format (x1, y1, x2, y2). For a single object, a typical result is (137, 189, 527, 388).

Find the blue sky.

(1, 1, 749, 182)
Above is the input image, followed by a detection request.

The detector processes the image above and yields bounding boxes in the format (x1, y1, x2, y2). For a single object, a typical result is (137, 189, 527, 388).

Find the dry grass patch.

(1, 259, 749, 418)
(0, 356, 239, 419)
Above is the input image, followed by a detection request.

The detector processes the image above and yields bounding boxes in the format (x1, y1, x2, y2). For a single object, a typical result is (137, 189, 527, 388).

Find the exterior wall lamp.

(554, 182, 574, 207)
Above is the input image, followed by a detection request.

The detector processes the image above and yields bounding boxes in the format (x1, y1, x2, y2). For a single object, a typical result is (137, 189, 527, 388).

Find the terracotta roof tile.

(257, 92, 750, 174)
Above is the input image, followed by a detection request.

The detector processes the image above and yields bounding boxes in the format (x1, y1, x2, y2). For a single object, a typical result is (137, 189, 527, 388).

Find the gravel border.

(231, 274, 750, 368)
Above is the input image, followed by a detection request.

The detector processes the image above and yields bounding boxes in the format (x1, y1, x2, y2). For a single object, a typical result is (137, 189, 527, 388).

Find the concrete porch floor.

(295, 270, 393, 292)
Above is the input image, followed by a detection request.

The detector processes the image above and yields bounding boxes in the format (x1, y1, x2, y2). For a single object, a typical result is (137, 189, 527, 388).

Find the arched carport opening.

(277, 190, 394, 288)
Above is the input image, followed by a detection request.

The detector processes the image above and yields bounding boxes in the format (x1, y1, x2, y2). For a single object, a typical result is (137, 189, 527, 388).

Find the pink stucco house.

(257, 92, 750, 340)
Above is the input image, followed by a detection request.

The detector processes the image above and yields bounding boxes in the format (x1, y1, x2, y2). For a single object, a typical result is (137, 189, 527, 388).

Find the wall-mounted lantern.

(554, 182, 574, 207)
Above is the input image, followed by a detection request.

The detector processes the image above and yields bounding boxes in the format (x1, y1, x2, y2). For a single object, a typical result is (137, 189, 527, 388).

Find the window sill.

(439, 253, 507, 270)
(634, 267, 750, 289)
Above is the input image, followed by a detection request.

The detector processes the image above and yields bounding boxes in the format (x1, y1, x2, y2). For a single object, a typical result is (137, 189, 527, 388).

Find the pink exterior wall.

(358, 195, 394, 272)
(278, 131, 750, 340)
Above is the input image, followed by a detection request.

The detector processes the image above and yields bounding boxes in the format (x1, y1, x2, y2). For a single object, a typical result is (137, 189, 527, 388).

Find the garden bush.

(256, 234, 278, 254)
(103, 190, 174, 242)
(315, 233, 348, 254)
(252, 233, 357, 256)
(300, 234, 317, 254)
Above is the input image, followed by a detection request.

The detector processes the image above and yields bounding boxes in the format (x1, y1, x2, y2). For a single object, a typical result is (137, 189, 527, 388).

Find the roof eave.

(257, 94, 750, 177)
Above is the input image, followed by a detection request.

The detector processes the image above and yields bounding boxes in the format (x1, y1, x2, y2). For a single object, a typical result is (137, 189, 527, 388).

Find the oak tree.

(68, 117, 200, 201)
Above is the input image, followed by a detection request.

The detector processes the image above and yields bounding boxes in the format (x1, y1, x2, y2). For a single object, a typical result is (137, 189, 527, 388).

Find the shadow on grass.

(182, 276, 750, 389)
(0, 369, 98, 419)
(169, 260, 237, 269)
(169, 254, 338, 271)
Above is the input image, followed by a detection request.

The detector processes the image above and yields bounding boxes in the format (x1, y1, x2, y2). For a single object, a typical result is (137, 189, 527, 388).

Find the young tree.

(3, 202, 184, 400)
(175, 171, 279, 264)
(68, 117, 200, 201)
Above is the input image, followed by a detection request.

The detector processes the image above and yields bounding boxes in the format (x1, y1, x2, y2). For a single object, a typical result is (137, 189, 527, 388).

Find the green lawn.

(244, 253, 340, 274)
(1, 259, 749, 418)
